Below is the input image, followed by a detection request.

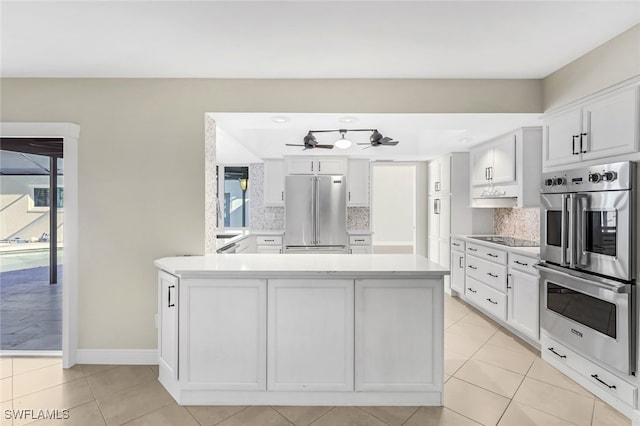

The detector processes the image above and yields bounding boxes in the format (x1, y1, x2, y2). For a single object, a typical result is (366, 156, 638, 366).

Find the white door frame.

(0, 122, 79, 368)
(370, 162, 419, 253)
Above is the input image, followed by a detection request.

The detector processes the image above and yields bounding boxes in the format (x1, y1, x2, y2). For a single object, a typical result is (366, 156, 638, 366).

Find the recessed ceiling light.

(458, 137, 472, 143)
(339, 116, 357, 124)
(271, 116, 290, 123)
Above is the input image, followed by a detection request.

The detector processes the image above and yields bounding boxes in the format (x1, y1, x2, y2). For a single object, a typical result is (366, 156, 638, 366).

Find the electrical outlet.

(154, 313, 158, 329)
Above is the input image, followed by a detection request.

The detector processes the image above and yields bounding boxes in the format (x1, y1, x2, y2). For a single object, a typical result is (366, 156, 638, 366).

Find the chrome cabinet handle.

(507, 273, 512, 289)
(452, 242, 460, 247)
(487, 253, 498, 258)
(468, 247, 477, 252)
(486, 298, 497, 305)
(580, 132, 588, 154)
(487, 272, 498, 278)
(168, 285, 175, 308)
(514, 260, 528, 266)
(467, 288, 477, 293)
(591, 374, 616, 389)
(459, 257, 464, 268)
(548, 347, 567, 359)
(572, 135, 579, 155)
(468, 265, 478, 270)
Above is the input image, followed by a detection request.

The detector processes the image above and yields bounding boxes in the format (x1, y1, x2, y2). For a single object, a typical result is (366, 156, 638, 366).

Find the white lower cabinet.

(507, 268, 539, 341)
(255, 234, 283, 254)
(267, 279, 354, 391)
(349, 234, 372, 254)
(182, 279, 267, 390)
(355, 279, 440, 391)
(450, 249, 465, 294)
(158, 271, 179, 380)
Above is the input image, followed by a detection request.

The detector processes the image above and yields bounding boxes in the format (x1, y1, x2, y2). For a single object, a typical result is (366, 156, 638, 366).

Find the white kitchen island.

(154, 254, 448, 406)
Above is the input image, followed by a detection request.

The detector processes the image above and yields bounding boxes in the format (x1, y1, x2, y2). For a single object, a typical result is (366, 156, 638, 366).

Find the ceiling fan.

(285, 129, 399, 150)
(357, 130, 399, 149)
(285, 131, 334, 150)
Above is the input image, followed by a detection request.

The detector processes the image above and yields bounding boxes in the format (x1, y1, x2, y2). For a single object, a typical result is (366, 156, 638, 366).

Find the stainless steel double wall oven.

(539, 161, 636, 375)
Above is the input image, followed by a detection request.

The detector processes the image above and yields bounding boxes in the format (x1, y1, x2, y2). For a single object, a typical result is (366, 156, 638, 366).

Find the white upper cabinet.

(428, 156, 451, 194)
(263, 159, 285, 206)
(543, 84, 639, 168)
(286, 156, 347, 175)
(469, 127, 541, 208)
(347, 159, 370, 206)
(470, 134, 516, 187)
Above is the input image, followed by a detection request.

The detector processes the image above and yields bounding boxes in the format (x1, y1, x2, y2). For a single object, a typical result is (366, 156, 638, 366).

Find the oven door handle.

(534, 263, 632, 294)
(561, 194, 569, 267)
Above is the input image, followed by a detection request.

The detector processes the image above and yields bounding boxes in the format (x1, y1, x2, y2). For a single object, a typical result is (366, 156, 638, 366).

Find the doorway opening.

(0, 138, 63, 351)
(370, 163, 417, 254)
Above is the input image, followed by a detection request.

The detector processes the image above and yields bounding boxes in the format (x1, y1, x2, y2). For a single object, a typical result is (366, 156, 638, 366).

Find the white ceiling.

(2, 1, 638, 78)
(213, 112, 543, 162)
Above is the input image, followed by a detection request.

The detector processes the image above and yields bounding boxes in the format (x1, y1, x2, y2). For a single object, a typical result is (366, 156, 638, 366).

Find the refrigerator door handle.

(561, 194, 569, 267)
(568, 193, 577, 269)
(315, 177, 320, 245)
(312, 177, 317, 245)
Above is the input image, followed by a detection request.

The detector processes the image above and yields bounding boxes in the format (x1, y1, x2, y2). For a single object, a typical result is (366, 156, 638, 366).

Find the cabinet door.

(543, 108, 582, 167)
(428, 160, 440, 195)
(437, 197, 450, 238)
(286, 158, 314, 174)
(347, 159, 370, 206)
(355, 279, 441, 391)
(582, 87, 639, 161)
(350, 246, 371, 254)
(183, 279, 266, 390)
(450, 251, 465, 293)
(317, 157, 347, 175)
(490, 134, 516, 184)
(158, 271, 179, 380)
(264, 159, 285, 206)
(268, 279, 354, 391)
(470, 145, 493, 186)
(507, 269, 539, 341)
(438, 156, 451, 194)
(256, 246, 282, 254)
(428, 236, 440, 264)
(428, 197, 439, 238)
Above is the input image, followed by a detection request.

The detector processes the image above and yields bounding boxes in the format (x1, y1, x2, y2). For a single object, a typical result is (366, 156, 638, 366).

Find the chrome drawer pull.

(486, 298, 498, 305)
(514, 260, 529, 266)
(487, 272, 498, 278)
(547, 347, 567, 359)
(591, 374, 616, 389)
(452, 242, 460, 247)
(467, 288, 477, 293)
(468, 247, 478, 251)
(468, 265, 478, 270)
(487, 253, 498, 258)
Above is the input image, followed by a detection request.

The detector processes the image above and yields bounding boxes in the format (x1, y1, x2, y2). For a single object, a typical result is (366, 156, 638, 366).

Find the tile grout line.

(356, 406, 395, 426)
(268, 406, 296, 425)
(85, 369, 109, 426)
(308, 406, 336, 426)
(212, 406, 251, 426)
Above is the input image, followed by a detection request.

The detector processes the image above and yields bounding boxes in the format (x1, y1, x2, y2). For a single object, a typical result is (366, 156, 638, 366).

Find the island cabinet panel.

(181, 279, 267, 390)
(267, 279, 354, 391)
(158, 271, 179, 381)
(355, 279, 442, 392)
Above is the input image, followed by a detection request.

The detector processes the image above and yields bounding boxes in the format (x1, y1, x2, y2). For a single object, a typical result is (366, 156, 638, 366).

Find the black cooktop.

(470, 236, 539, 248)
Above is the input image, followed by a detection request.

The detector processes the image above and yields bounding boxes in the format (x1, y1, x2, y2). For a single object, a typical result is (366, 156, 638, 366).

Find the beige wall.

(543, 24, 640, 111)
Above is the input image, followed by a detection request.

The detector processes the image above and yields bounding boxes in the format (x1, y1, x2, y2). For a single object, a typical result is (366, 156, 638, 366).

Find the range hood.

(471, 184, 518, 208)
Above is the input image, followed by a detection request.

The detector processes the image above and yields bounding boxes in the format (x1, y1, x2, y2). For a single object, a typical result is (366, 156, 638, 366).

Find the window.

(217, 166, 249, 228)
(32, 186, 64, 208)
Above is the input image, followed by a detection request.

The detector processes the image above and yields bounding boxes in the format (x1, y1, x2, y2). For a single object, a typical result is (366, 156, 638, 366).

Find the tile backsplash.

(249, 163, 370, 231)
(494, 208, 540, 242)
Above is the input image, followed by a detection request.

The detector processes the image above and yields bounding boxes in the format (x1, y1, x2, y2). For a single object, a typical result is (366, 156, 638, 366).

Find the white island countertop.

(155, 253, 449, 278)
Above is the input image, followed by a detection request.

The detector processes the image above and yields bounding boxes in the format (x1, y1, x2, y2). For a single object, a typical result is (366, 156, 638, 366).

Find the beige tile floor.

(0, 295, 632, 426)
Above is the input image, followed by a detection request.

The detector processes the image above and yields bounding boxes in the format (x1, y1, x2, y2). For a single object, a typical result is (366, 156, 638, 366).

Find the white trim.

(76, 349, 158, 365)
(0, 122, 79, 368)
(632, 409, 640, 426)
(0, 350, 62, 358)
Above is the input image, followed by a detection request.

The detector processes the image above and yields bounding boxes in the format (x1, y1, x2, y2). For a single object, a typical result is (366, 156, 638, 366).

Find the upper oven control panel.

(541, 161, 634, 193)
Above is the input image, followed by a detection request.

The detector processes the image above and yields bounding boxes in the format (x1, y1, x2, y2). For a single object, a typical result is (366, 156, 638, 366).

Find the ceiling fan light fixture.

(335, 132, 352, 149)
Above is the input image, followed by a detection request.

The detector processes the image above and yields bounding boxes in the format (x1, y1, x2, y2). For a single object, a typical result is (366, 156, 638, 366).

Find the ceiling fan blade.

(381, 140, 399, 146)
(356, 143, 370, 146)
(285, 144, 304, 147)
(361, 145, 373, 150)
(315, 144, 334, 149)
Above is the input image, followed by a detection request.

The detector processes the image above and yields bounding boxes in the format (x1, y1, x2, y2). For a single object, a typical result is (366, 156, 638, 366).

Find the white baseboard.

(76, 349, 158, 365)
(632, 409, 640, 426)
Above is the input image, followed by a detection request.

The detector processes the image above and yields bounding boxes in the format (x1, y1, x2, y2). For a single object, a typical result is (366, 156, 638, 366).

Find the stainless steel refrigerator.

(285, 175, 347, 253)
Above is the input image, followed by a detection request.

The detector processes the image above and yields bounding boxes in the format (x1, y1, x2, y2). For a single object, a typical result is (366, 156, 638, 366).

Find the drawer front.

(466, 242, 507, 265)
(349, 235, 371, 246)
(451, 238, 465, 251)
(509, 253, 539, 275)
(465, 277, 507, 321)
(541, 336, 637, 406)
(256, 235, 283, 246)
(466, 254, 507, 292)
